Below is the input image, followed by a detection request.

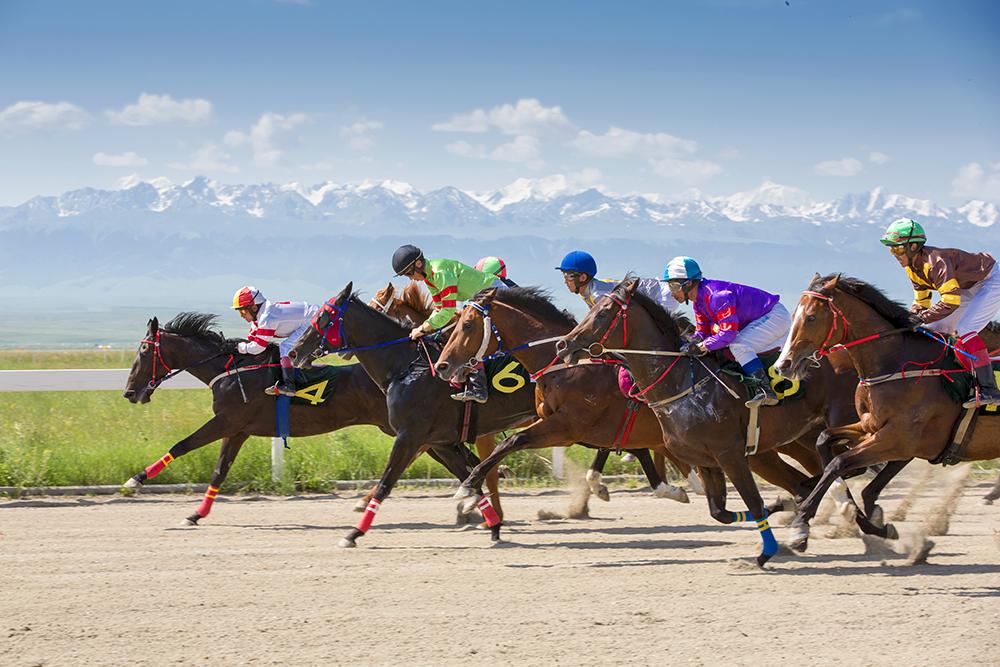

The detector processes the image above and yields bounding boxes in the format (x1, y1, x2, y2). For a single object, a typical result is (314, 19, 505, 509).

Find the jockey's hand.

(221, 339, 240, 355)
(680, 341, 707, 357)
(908, 312, 926, 330)
(909, 303, 927, 314)
(409, 326, 426, 340)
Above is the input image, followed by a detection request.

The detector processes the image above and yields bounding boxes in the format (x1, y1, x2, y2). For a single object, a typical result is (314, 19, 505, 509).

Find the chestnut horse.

(775, 273, 1000, 550)
(437, 286, 829, 522)
(556, 278, 862, 566)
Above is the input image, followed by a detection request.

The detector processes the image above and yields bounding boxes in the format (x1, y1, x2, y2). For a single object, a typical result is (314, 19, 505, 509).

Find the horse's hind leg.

(747, 449, 809, 512)
(854, 458, 911, 539)
(123, 414, 235, 489)
(355, 445, 430, 512)
(718, 455, 779, 567)
(587, 449, 613, 501)
(474, 435, 503, 521)
(633, 448, 688, 503)
(984, 471, 1000, 505)
(183, 433, 249, 526)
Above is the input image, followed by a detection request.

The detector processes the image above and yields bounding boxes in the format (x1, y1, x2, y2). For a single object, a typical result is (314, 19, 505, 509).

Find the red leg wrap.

(478, 496, 502, 527)
(356, 499, 381, 533)
(144, 453, 174, 480)
(196, 485, 219, 517)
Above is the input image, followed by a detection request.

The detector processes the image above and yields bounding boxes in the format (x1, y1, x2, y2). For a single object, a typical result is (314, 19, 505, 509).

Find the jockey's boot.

(266, 361, 297, 397)
(963, 364, 1000, 408)
(451, 367, 488, 404)
(745, 368, 779, 408)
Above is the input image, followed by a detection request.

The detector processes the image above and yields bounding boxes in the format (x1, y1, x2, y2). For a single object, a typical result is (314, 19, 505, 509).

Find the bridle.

(462, 301, 504, 368)
(138, 330, 224, 391)
(800, 290, 852, 360)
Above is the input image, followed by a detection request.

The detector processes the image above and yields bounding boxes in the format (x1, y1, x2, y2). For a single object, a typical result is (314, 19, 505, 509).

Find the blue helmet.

(664, 256, 702, 282)
(555, 250, 597, 277)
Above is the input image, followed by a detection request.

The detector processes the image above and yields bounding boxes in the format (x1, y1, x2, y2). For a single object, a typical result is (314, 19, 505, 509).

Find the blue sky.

(0, 0, 997, 206)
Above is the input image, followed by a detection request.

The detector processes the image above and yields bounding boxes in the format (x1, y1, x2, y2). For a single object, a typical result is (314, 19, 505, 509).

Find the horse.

(437, 286, 839, 521)
(288, 282, 540, 547)
(774, 273, 1000, 550)
(121, 312, 400, 526)
(556, 277, 863, 566)
(372, 281, 678, 500)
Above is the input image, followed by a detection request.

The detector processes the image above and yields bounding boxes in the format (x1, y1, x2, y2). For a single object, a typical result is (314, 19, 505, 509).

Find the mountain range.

(2, 175, 997, 345)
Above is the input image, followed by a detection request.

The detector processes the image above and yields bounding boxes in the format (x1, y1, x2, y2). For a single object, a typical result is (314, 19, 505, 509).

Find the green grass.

(0, 350, 646, 489)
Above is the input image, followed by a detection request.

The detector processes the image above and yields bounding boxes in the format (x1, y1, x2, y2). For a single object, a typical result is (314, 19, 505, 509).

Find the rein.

(140, 331, 225, 390)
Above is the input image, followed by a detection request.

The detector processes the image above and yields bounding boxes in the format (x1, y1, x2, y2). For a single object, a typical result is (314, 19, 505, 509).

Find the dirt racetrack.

(2, 472, 999, 666)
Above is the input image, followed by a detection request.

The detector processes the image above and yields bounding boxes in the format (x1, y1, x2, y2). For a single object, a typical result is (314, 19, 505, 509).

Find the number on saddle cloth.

(483, 354, 532, 395)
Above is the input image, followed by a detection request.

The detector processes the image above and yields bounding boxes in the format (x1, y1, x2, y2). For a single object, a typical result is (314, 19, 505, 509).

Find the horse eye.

(806, 315, 816, 323)
(140, 343, 148, 353)
(462, 321, 474, 332)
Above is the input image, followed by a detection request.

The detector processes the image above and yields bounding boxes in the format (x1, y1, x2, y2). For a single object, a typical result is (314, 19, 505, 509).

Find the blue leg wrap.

(730, 510, 750, 523)
(757, 516, 779, 556)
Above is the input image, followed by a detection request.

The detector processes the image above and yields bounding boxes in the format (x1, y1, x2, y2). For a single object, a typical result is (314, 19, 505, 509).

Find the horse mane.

(628, 288, 693, 342)
(486, 286, 577, 327)
(162, 312, 225, 342)
(401, 281, 433, 319)
(810, 273, 912, 329)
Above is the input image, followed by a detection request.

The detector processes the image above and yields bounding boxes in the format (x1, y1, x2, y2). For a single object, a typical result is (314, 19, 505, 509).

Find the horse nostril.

(288, 349, 297, 360)
(435, 361, 450, 373)
(123, 389, 135, 398)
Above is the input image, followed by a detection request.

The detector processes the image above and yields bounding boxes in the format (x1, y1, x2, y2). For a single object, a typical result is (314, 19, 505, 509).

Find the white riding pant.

(278, 323, 311, 357)
(924, 265, 1000, 337)
(728, 302, 792, 367)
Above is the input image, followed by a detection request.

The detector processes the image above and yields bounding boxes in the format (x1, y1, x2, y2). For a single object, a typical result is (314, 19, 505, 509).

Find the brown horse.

(121, 311, 505, 527)
(556, 278, 862, 566)
(774, 273, 1000, 550)
(436, 287, 827, 520)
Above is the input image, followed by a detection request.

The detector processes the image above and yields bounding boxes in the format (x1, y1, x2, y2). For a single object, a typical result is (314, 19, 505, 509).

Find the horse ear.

(480, 287, 498, 303)
(824, 274, 841, 291)
(336, 282, 353, 305)
(384, 281, 395, 299)
(149, 317, 159, 334)
(625, 277, 640, 294)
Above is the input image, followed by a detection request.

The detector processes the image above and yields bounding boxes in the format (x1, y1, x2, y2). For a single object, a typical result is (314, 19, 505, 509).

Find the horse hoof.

(337, 537, 357, 549)
(453, 485, 475, 500)
(884, 523, 899, 540)
(180, 516, 199, 527)
(353, 498, 368, 512)
(787, 523, 810, 552)
(985, 497, 995, 506)
(870, 505, 885, 528)
(653, 482, 689, 503)
(460, 494, 480, 515)
(596, 485, 611, 502)
(123, 476, 142, 490)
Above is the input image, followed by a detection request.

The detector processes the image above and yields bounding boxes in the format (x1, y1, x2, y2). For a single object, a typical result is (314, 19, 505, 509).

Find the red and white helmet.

(232, 285, 265, 310)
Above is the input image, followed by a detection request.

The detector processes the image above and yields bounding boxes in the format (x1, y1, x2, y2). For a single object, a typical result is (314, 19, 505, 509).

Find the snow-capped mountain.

(1, 176, 997, 323)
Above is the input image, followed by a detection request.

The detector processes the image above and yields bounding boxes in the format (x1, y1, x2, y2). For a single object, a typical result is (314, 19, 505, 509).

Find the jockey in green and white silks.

(664, 256, 790, 408)
(231, 285, 320, 396)
(391, 245, 504, 404)
(881, 218, 1000, 407)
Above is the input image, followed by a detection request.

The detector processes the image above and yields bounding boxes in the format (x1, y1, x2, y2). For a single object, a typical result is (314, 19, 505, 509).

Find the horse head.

(557, 276, 639, 365)
(776, 273, 846, 380)
(124, 317, 164, 404)
(434, 288, 501, 383)
(289, 282, 353, 368)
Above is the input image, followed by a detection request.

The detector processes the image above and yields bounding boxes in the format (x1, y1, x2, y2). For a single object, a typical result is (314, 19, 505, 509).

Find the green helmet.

(880, 218, 926, 246)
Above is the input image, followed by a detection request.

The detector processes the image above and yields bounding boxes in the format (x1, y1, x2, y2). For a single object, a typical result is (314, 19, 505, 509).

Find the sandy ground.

(1, 470, 999, 667)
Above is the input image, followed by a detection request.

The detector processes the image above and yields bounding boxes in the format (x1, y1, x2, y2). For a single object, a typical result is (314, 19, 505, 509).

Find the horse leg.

(586, 449, 612, 502)
(123, 414, 235, 489)
(985, 471, 1000, 505)
(702, 467, 733, 523)
(339, 432, 423, 548)
(787, 429, 901, 552)
(474, 435, 503, 522)
(746, 450, 809, 514)
(633, 448, 688, 503)
(718, 455, 779, 567)
(854, 458, 911, 539)
(182, 433, 249, 526)
(428, 441, 504, 541)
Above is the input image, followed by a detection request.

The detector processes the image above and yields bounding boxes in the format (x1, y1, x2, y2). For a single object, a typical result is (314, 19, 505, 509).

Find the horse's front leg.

(123, 414, 236, 489)
(182, 433, 249, 526)
(632, 448, 688, 503)
(717, 454, 779, 567)
(355, 444, 430, 512)
(586, 449, 613, 502)
(984, 471, 1000, 505)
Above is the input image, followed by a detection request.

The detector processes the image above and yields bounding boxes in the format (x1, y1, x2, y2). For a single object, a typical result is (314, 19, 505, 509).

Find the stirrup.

(265, 383, 297, 397)
(451, 390, 487, 404)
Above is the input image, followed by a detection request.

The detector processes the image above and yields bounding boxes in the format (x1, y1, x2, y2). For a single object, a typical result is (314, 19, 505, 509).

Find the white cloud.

(168, 144, 239, 173)
(951, 162, 1000, 202)
(0, 100, 88, 132)
(571, 126, 697, 158)
(814, 157, 864, 177)
(93, 151, 148, 167)
(869, 151, 890, 164)
(340, 118, 383, 151)
(105, 93, 213, 126)
(447, 135, 543, 169)
(650, 157, 723, 184)
(433, 98, 571, 137)
(225, 112, 309, 166)
(720, 147, 743, 160)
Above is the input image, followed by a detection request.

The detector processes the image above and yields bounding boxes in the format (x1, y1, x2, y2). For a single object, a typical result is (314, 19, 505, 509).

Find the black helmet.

(392, 244, 423, 276)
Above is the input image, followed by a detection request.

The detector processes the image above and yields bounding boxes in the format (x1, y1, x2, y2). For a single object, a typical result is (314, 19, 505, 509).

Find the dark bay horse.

(121, 312, 505, 527)
(556, 278, 862, 566)
(288, 282, 539, 547)
(774, 273, 1000, 549)
(435, 286, 827, 514)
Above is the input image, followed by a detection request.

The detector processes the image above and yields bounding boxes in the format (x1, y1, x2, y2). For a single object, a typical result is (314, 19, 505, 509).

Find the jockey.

(555, 250, 679, 312)
(881, 218, 1000, 407)
(391, 245, 498, 403)
(664, 256, 789, 408)
(231, 285, 320, 397)
(475, 256, 519, 287)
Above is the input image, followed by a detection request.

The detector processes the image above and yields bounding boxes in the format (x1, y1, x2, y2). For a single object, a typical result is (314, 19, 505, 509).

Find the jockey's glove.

(680, 341, 708, 357)
(221, 339, 241, 355)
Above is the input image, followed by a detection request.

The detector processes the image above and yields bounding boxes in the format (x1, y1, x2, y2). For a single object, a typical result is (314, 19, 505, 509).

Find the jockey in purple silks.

(664, 256, 790, 408)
